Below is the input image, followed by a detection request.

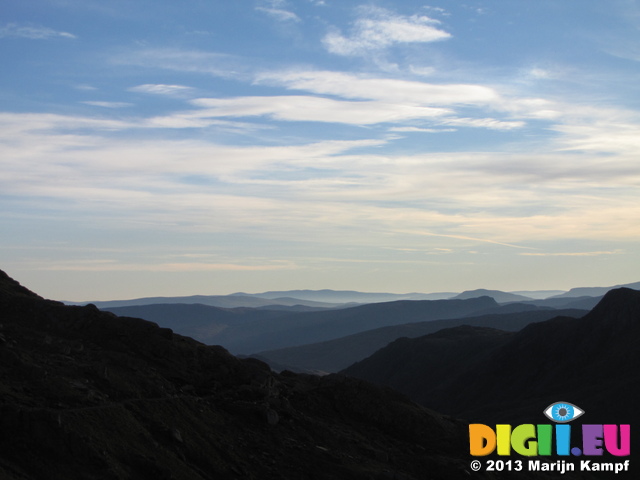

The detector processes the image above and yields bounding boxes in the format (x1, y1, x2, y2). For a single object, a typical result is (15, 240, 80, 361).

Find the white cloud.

(190, 95, 450, 125)
(3, 103, 639, 251)
(129, 84, 193, 96)
(322, 6, 450, 56)
(256, 0, 300, 22)
(82, 101, 133, 108)
(553, 120, 640, 154)
(439, 117, 525, 130)
(0, 23, 76, 40)
(389, 127, 456, 133)
(256, 7, 300, 22)
(423, 6, 450, 17)
(254, 70, 528, 130)
(256, 70, 500, 106)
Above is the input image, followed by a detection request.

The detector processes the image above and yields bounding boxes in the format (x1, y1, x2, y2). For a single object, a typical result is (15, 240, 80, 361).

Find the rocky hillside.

(0, 269, 497, 480)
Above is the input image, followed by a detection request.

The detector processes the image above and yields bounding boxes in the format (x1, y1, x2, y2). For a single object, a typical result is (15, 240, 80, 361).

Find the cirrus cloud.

(323, 6, 451, 56)
(129, 84, 194, 96)
(189, 95, 450, 125)
(0, 23, 76, 40)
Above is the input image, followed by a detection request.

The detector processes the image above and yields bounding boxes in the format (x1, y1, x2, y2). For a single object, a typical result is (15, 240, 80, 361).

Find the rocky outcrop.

(0, 269, 485, 480)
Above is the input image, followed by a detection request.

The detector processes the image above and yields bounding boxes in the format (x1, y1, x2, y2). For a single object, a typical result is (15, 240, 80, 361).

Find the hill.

(344, 288, 640, 430)
(102, 303, 308, 345)
(66, 294, 344, 309)
(549, 280, 640, 299)
(256, 307, 588, 373)
(451, 289, 533, 303)
(0, 268, 503, 480)
(236, 289, 457, 303)
(190, 296, 501, 354)
(100, 296, 503, 355)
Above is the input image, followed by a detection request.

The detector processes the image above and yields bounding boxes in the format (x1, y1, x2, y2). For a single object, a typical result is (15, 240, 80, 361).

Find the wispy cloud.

(190, 95, 449, 125)
(3, 110, 640, 251)
(256, 7, 300, 23)
(407, 231, 534, 250)
(440, 117, 525, 130)
(113, 48, 250, 80)
(389, 127, 456, 133)
(38, 260, 298, 272)
(256, 70, 500, 106)
(323, 6, 450, 56)
(0, 23, 76, 40)
(129, 84, 194, 96)
(82, 101, 133, 108)
(520, 251, 622, 257)
(553, 116, 640, 154)
(254, 69, 530, 130)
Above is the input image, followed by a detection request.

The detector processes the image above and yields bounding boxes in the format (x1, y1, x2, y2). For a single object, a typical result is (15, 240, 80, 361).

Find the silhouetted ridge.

(581, 287, 640, 329)
(2, 269, 512, 480)
(0, 270, 43, 300)
(344, 284, 640, 435)
(256, 307, 587, 373)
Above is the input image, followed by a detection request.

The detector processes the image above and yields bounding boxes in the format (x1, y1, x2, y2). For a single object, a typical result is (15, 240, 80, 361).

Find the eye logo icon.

(543, 402, 585, 423)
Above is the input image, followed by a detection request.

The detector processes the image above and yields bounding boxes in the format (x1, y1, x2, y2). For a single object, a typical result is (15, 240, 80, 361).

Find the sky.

(2, 0, 640, 301)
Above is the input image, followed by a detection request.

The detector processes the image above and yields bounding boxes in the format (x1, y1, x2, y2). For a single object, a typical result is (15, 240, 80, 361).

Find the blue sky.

(2, 0, 640, 300)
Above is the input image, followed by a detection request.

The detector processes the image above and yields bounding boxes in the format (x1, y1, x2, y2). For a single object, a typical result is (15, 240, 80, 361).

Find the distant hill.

(0, 268, 500, 480)
(509, 289, 565, 299)
(344, 288, 640, 431)
(256, 307, 588, 373)
(102, 303, 314, 345)
(66, 294, 346, 309)
(515, 295, 604, 310)
(236, 289, 457, 303)
(549, 280, 640, 298)
(451, 289, 533, 303)
(205, 296, 501, 354)
(103, 296, 502, 355)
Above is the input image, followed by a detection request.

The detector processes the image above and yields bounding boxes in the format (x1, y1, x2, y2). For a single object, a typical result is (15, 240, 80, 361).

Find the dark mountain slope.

(102, 303, 304, 345)
(0, 270, 43, 300)
(344, 288, 640, 429)
(345, 326, 514, 403)
(257, 308, 587, 373)
(0, 269, 501, 480)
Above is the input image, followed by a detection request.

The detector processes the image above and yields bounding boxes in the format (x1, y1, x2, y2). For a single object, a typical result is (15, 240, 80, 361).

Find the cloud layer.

(2, 1, 640, 298)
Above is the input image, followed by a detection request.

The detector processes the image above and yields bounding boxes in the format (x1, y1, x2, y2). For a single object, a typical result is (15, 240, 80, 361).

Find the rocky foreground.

(1, 270, 489, 480)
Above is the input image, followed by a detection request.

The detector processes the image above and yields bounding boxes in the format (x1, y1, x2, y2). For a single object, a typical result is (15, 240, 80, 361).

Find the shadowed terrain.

(344, 288, 640, 429)
(0, 269, 504, 480)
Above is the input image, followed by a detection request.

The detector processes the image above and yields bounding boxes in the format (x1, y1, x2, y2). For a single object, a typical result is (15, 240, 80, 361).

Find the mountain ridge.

(343, 287, 640, 431)
(0, 268, 501, 480)
(255, 307, 588, 373)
